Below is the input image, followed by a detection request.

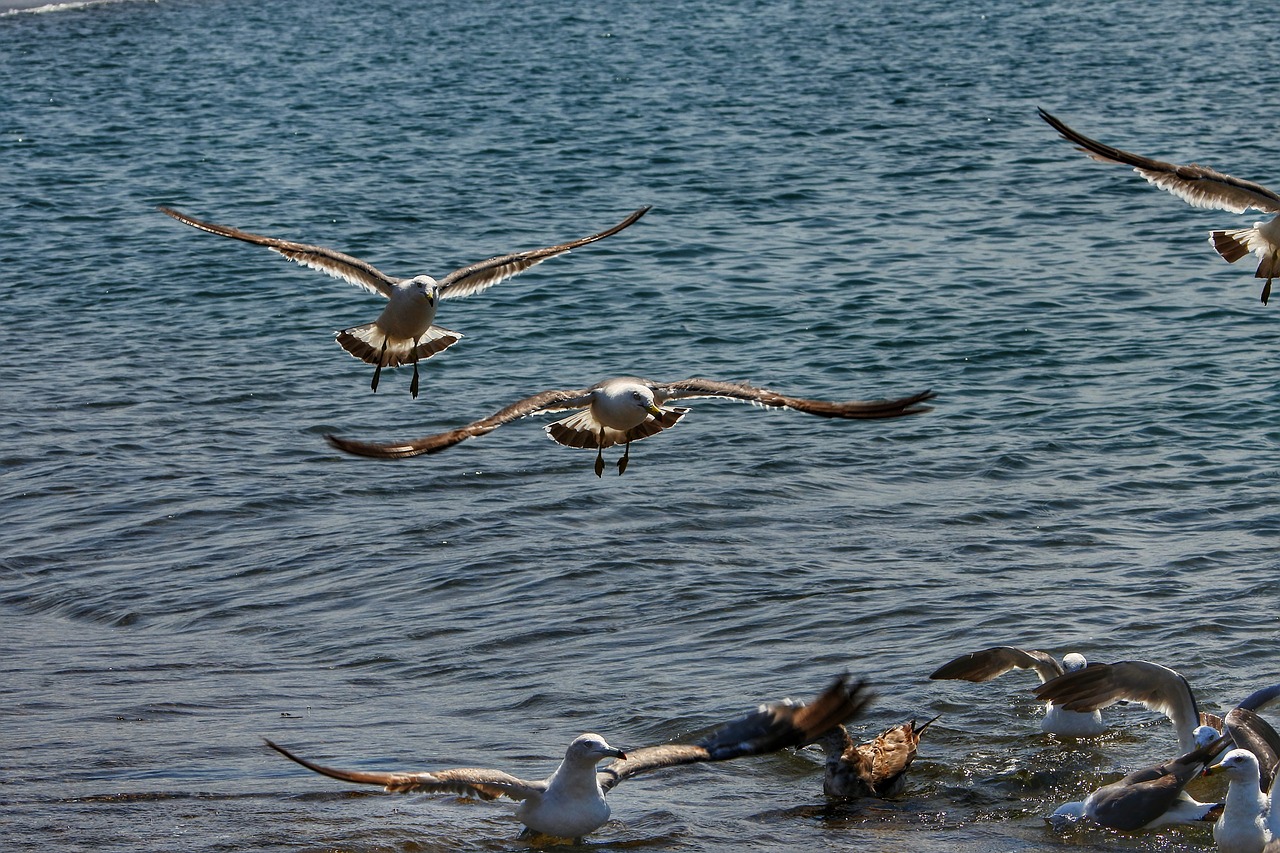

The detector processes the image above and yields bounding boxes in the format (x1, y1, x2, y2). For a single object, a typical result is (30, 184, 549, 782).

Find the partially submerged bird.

(929, 646, 1105, 736)
(1050, 734, 1231, 831)
(1038, 108, 1280, 303)
(325, 377, 936, 476)
(814, 714, 940, 798)
(266, 674, 871, 842)
(1034, 660, 1280, 756)
(159, 205, 650, 397)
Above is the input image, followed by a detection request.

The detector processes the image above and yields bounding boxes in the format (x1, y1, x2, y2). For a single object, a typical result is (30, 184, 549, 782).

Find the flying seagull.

(929, 646, 1106, 736)
(325, 377, 936, 476)
(813, 713, 940, 798)
(1206, 746, 1280, 853)
(1034, 660, 1280, 755)
(1038, 108, 1280, 304)
(1049, 733, 1230, 831)
(265, 674, 871, 843)
(158, 205, 650, 397)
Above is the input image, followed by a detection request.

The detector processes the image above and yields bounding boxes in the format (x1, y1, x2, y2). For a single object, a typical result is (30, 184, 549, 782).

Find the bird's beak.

(646, 404, 664, 419)
(1204, 761, 1226, 776)
(608, 747, 627, 760)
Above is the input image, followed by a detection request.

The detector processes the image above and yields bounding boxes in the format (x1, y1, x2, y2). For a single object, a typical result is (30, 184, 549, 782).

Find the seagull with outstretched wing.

(325, 376, 935, 476)
(1038, 108, 1280, 303)
(159, 205, 650, 397)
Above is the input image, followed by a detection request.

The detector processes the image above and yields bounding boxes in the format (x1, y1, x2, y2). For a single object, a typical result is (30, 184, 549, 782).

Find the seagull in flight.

(159, 205, 650, 397)
(265, 675, 871, 843)
(1038, 108, 1280, 304)
(324, 377, 936, 476)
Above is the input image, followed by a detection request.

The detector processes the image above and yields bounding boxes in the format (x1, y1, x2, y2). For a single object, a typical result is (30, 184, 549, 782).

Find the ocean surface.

(3, 1, 1279, 850)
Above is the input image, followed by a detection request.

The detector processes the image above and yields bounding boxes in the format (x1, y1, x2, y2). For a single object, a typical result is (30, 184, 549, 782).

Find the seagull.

(929, 646, 1106, 736)
(158, 205, 650, 397)
(1206, 748, 1280, 853)
(324, 377, 936, 476)
(1033, 660, 1280, 755)
(813, 714, 940, 798)
(1038, 108, 1280, 304)
(1049, 733, 1231, 831)
(265, 675, 871, 843)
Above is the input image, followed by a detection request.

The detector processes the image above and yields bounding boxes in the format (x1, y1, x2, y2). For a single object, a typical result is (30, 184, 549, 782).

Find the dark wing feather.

(1037, 109, 1280, 215)
(438, 206, 650, 299)
(1086, 735, 1231, 830)
(325, 388, 594, 459)
(597, 674, 872, 793)
(1225, 707, 1280, 792)
(158, 207, 400, 296)
(651, 378, 936, 419)
(930, 647, 1064, 684)
(264, 739, 541, 800)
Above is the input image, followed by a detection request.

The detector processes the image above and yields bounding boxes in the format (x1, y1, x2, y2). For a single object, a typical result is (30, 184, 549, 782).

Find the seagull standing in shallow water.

(324, 377, 936, 477)
(159, 205, 650, 397)
(265, 675, 871, 843)
(1038, 108, 1280, 304)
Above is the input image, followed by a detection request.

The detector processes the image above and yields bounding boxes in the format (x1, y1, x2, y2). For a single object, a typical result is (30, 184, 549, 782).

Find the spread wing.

(1034, 660, 1201, 752)
(1037, 109, 1280, 215)
(159, 207, 400, 297)
(324, 387, 596, 459)
(264, 739, 544, 801)
(437, 206, 650, 299)
(649, 379, 936, 419)
(930, 646, 1065, 685)
(597, 674, 872, 793)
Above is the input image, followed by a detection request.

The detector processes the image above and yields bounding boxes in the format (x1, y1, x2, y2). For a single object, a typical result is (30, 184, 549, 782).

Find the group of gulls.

(161, 107, 1280, 475)
(164, 108, 1279, 843)
(931, 647, 1280, 851)
(263, 650, 1280, 847)
(158, 204, 935, 477)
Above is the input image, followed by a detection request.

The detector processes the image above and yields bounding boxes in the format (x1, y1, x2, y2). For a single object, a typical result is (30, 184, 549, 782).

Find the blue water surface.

(3, 1, 1279, 851)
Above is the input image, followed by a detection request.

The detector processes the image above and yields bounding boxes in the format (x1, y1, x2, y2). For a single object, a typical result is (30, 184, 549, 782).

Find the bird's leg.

(409, 338, 421, 399)
(617, 441, 630, 475)
(594, 431, 605, 478)
(371, 339, 389, 393)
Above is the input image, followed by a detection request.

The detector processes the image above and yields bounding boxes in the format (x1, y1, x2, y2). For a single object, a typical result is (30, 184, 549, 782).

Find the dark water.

(3, 0, 1279, 850)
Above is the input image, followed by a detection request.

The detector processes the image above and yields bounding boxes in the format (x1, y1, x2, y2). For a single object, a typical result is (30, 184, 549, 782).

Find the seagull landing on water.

(265, 674, 871, 843)
(158, 205, 650, 398)
(929, 646, 1106, 737)
(324, 377, 936, 477)
(1038, 108, 1280, 304)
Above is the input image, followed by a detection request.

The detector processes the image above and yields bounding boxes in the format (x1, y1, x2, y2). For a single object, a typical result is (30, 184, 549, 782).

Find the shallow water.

(3, 0, 1279, 850)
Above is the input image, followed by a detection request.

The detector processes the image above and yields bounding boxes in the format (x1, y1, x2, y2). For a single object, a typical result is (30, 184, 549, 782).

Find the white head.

(563, 733, 627, 767)
(405, 274, 440, 304)
(1062, 653, 1088, 672)
(1206, 748, 1261, 783)
(1193, 724, 1223, 749)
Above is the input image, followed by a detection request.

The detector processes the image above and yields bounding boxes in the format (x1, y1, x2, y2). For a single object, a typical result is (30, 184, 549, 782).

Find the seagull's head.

(1205, 748, 1259, 781)
(1193, 724, 1222, 749)
(628, 387, 664, 420)
(406, 275, 440, 306)
(565, 733, 627, 765)
(1062, 653, 1088, 673)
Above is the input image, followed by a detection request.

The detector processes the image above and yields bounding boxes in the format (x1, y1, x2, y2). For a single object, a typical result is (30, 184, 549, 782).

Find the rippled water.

(4, 0, 1279, 850)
